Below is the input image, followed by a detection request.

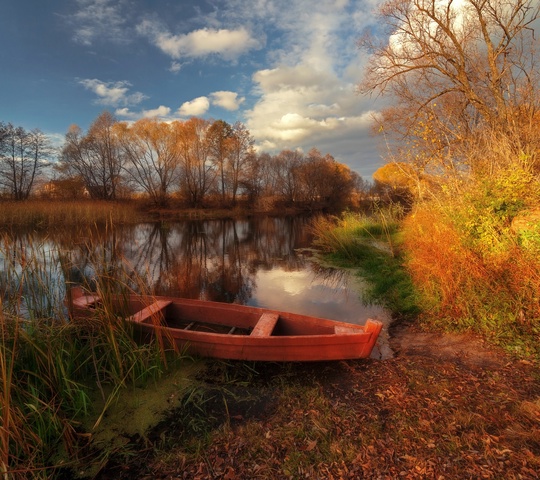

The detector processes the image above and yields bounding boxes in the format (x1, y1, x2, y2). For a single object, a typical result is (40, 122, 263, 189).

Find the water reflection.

(0, 217, 390, 331)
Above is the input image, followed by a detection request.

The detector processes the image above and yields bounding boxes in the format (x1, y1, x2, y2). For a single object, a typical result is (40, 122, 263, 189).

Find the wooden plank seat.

(129, 300, 172, 323)
(72, 294, 101, 309)
(250, 313, 279, 337)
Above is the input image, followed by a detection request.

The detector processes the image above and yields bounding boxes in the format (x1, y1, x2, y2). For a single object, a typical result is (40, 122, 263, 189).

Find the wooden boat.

(67, 287, 383, 362)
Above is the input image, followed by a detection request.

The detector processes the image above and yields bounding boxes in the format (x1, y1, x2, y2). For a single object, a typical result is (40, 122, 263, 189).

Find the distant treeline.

(0, 113, 374, 211)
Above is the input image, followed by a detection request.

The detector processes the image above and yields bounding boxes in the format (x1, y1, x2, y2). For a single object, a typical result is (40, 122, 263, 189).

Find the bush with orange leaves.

(402, 161, 540, 357)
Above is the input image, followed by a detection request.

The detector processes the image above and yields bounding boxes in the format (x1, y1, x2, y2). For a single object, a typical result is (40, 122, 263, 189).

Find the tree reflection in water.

(1, 216, 389, 327)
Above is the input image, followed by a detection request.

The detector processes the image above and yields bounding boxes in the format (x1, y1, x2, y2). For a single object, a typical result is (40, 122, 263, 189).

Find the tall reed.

(0, 236, 173, 478)
(0, 200, 144, 230)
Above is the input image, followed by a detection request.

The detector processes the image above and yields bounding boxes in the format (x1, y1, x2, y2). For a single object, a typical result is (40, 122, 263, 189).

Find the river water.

(0, 216, 392, 358)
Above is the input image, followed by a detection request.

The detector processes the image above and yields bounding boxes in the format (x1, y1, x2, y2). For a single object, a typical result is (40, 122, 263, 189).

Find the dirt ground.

(94, 321, 540, 480)
(388, 321, 509, 370)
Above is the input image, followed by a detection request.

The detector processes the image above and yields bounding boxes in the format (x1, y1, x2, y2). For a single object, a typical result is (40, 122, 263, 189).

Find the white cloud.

(143, 105, 171, 118)
(169, 61, 182, 73)
(178, 96, 210, 116)
(69, 0, 129, 46)
(115, 107, 134, 118)
(115, 105, 172, 120)
(246, 62, 369, 143)
(245, 61, 384, 176)
(138, 20, 262, 61)
(254, 65, 337, 92)
(79, 79, 147, 107)
(210, 91, 244, 111)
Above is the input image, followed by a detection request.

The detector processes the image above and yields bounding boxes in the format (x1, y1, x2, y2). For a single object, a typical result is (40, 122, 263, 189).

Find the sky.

(0, 0, 385, 179)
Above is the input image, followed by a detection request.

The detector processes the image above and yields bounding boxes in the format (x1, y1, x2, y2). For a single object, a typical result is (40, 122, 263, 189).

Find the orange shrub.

(402, 205, 489, 323)
(402, 199, 540, 345)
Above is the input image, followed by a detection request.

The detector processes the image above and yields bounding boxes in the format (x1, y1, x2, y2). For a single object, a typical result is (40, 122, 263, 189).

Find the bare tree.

(59, 111, 124, 199)
(0, 122, 51, 200)
(116, 118, 181, 206)
(360, 0, 540, 174)
(227, 122, 255, 204)
(177, 118, 216, 207)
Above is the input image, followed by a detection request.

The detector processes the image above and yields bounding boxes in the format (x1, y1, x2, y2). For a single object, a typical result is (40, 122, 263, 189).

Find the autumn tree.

(207, 120, 234, 203)
(240, 152, 274, 203)
(176, 118, 215, 207)
(272, 149, 304, 203)
(116, 118, 181, 206)
(299, 148, 357, 210)
(360, 0, 540, 178)
(59, 111, 124, 199)
(42, 177, 87, 199)
(0, 122, 51, 200)
(227, 122, 255, 205)
(372, 162, 423, 205)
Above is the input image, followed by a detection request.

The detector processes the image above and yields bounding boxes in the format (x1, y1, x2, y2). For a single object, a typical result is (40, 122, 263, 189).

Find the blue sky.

(0, 0, 384, 178)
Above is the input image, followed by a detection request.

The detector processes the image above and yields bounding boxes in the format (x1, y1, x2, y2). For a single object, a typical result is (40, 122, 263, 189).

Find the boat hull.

(67, 288, 383, 362)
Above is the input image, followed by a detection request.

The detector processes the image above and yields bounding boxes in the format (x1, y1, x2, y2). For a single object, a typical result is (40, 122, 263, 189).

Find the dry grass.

(391, 151, 540, 358)
(0, 200, 144, 229)
(0, 238, 175, 478)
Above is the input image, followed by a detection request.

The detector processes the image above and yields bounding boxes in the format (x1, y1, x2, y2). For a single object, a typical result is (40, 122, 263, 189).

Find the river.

(0, 215, 391, 357)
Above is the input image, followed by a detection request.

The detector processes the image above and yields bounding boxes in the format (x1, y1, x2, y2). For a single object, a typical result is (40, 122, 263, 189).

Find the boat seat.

(251, 313, 279, 337)
(129, 300, 172, 323)
(72, 294, 101, 309)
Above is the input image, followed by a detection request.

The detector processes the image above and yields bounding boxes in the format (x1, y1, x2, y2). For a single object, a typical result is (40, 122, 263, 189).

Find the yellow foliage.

(373, 162, 417, 189)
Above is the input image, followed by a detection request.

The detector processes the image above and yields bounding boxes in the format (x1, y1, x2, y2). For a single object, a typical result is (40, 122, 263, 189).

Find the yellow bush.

(402, 174, 540, 343)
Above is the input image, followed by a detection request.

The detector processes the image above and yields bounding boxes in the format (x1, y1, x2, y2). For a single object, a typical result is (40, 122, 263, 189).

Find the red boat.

(68, 287, 383, 362)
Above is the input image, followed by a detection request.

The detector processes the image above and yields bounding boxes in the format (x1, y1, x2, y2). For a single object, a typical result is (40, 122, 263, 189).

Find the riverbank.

(87, 199, 540, 480)
(2, 205, 538, 478)
(93, 318, 540, 479)
(0, 199, 326, 230)
(87, 211, 540, 479)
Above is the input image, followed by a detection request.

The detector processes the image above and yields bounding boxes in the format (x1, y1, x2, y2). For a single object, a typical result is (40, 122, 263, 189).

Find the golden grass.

(0, 200, 144, 229)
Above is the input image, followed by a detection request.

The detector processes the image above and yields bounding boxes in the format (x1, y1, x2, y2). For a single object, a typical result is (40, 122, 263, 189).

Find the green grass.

(311, 210, 419, 318)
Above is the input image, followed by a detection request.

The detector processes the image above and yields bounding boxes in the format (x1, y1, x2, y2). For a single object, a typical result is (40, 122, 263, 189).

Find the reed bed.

(0, 238, 173, 479)
(0, 200, 145, 230)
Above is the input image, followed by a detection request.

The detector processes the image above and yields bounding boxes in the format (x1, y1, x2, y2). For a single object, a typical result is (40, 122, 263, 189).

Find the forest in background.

(0, 115, 373, 213)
